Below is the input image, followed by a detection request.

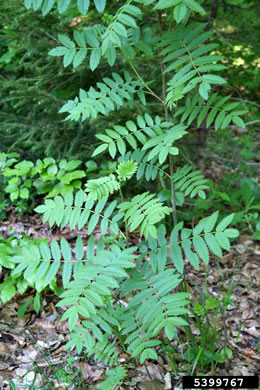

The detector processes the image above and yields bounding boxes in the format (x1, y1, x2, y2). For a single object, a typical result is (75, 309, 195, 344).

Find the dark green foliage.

(0, 1, 96, 159)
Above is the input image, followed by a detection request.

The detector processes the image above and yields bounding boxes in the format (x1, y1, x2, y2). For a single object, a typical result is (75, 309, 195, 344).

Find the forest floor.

(0, 212, 259, 389)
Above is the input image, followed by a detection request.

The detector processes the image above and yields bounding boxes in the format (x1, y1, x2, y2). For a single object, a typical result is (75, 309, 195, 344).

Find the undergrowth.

(1, 0, 256, 388)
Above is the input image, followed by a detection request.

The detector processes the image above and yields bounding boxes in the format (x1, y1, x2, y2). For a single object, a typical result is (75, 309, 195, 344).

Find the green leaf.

(84, 30, 99, 48)
(215, 111, 226, 130)
(202, 74, 226, 84)
(117, 138, 126, 156)
(108, 141, 117, 158)
(60, 170, 85, 184)
(204, 211, 219, 233)
(58, 34, 75, 49)
(73, 48, 87, 68)
(199, 81, 211, 100)
(118, 13, 136, 27)
(154, 0, 181, 10)
(174, 3, 187, 23)
(159, 148, 169, 164)
(18, 298, 33, 317)
(63, 261, 72, 288)
(15, 160, 33, 170)
(92, 144, 108, 157)
(33, 293, 41, 313)
(216, 214, 234, 232)
(77, 0, 90, 14)
(61, 237, 71, 261)
(183, 0, 206, 14)
(165, 322, 176, 340)
(70, 207, 81, 229)
(51, 239, 61, 261)
(215, 231, 230, 251)
(232, 116, 245, 128)
(58, 0, 71, 13)
(20, 188, 29, 199)
(206, 107, 218, 128)
(88, 214, 99, 234)
(193, 236, 209, 264)
(42, 0, 55, 15)
(68, 307, 79, 331)
(45, 259, 60, 285)
(94, 0, 106, 13)
(113, 22, 127, 38)
(63, 48, 76, 67)
(32, 0, 43, 11)
(182, 239, 199, 269)
(204, 233, 222, 258)
(75, 236, 84, 260)
(74, 31, 86, 48)
(49, 47, 68, 56)
(40, 242, 51, 260)
(169, 224, 184, 273)
(1, 285, 16, 304)
(140, 348, 158, 363)
(90, 48, 101, 71)
(24, 0, 32, 9)
(35, 259, 50, 281)
(224, 228, 239, 238)
(106, 46, 117, 66)
(75, 189, 86, 207)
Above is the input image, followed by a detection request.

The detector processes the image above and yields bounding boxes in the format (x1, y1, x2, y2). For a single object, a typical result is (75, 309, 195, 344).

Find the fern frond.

(64, 298, 123, 362)
(93, 114, 166, 158)
(23, 0, 107, 16)
(48, 3, 142, 69)
(94, 116, 187, 163)
(85, 175, 120, 200)
(153, 0, 206, 19)
(142, 124, 187, 163)
(138, 0, 206, 23)
(86, 334, 119, 366)
(123, 26, 158, 62)
(168, 212, 239, 273)
(175, 92, 247, 129)
(142, 224, 168, 273)
(99, 367, 127, 390)
(58, 246, 136, 353)
(116, 160, 138, 181)
(49, 27, 104, 70)
(137, 212, 238, 274)
(59, 72, 142, 121)
(117, 192, 172, 239)
(118, 150, 167, 182)
(172, 165, 209, 199)
(35, 190, 121, 234)
(101, 3, 142, 57)
(120, 263, 189, 362)
(9, 235, 104, 292)
(159, 23, 226, 103)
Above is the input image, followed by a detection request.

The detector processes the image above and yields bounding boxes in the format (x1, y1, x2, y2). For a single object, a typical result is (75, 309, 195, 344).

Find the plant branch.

(158, 10, 178, 226)
(127, 60, 164, 104)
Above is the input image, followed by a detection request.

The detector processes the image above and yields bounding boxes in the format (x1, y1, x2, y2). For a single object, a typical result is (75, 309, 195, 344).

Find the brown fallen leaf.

(244, 326, 260, 337)
(164, 372, 172, 389)
(33, 319, 56, 330)
(138, 379, 164, 390)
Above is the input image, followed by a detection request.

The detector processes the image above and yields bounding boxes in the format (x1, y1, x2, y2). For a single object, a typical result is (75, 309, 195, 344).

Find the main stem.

(159, 10, 178, 227)
(119, 187, 129, 247)
(161, 61, 178, 227)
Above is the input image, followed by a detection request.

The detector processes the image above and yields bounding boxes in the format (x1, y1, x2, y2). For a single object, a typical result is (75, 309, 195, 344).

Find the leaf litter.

(0, 214, 259, 389)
